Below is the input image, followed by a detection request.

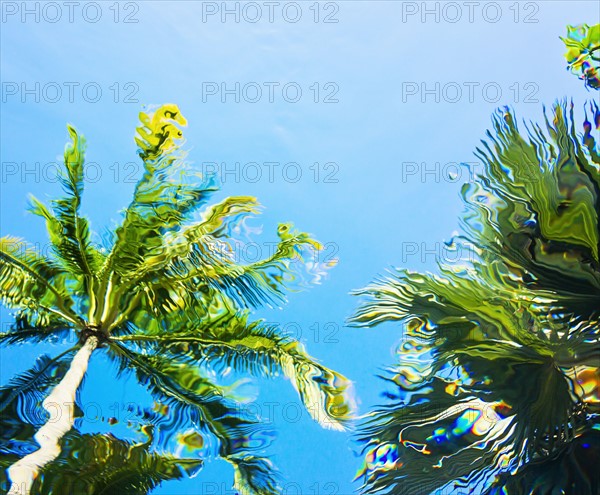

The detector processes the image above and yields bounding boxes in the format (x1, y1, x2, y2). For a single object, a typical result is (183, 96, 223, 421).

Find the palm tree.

(349, 26, 599, 495)
(0, 104, 354, 495)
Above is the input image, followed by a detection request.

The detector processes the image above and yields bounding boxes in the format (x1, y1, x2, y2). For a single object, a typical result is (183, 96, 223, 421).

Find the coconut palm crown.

(0, 104, 354, 494)
(349, 33, 600, 494)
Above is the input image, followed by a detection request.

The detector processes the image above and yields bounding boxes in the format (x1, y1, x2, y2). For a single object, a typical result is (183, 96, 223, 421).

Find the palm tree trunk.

(7, 336, 98, 495)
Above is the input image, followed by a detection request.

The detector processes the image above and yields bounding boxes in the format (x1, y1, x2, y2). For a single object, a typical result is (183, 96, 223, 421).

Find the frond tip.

(562, 24, 600, 89)
(135, 103, 188, 161)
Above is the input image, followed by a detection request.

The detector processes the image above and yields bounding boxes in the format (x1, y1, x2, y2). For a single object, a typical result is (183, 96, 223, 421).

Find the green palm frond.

(113, 313, 354, 430)
(29, 125, 104, 280)
(102, 105, 217, 281)
(107, 201, 329, 326)
(0, 349, 77, 448)
(0, 236, 80, 327)
(562, 24, 600, 89)
(107, 341, 282, 495)
(486, 426, 600, 495)
(159, 222, 328, 310)
(231, 457, 281, 495)
(462, 102, 600, 321)
(26, 429, 202, 495)
(114, 195, 260, 290)
(0, 321, 72, 346)
(351, 266, 530, 333)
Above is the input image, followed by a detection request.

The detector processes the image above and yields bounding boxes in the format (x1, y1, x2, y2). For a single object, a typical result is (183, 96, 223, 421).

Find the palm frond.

(462, 102, 600, 320)
(107, 341, 281, 495)
(0, 236, 80, 326)
(0, 320, 72, 346)
(350, 266, 541, 344)
(485, 426, 600, 495)
(562, 23, 600, 89)
(29, 125, 104, 279)
(160, 222, 330, 310)
(0, 349, 76, 448)
(114, 195, 260, 290)
(102, 105, 217, 281)
(114, 314, 354, 430)
(26, 428, 202, 495)
(107, 220, 331, 334)
(100, 195, 260, 327)
(231, 456, 281, 495)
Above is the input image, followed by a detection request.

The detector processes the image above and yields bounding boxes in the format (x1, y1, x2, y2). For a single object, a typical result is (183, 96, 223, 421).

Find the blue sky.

(1, 1, 598, 494)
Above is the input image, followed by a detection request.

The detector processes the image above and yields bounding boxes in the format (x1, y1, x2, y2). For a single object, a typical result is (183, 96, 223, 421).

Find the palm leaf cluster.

(0, 353, 201, 494)
(350, 100, 600, 494)
(0, 104, 353, 494)
(562, 23, 600, 90)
